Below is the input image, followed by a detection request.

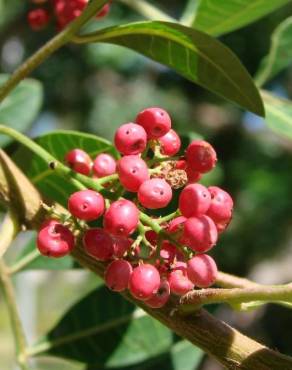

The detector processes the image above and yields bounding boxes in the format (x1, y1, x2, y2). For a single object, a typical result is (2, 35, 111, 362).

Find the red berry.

(28, 8, 50, 30)
(186, 140, 217, 173)
(179, 183, 211, 218)
(93, 153, 116, 178)
(207, 186, 233, 223)
(175, 159, 187, 170)
(167, 216, 188, 245)
(83, 228, 114, 261)
(160, 242, 184, 263)
(112, 237, 132, 258)
(128, 264, 160, 300)
(145, 230, 158, 246)
(187, 254, 218, 288)
(186, 167, 202, 183)
(105, 259, 133, 292)
(158, 129, 181, 156)
(183, 215, 218, 253)
(114, 123, 147, 155)
(138, 178, 172, 209)
(96, 2, 111, 18)
(65, 149, 92, 176)
(168, 263, 194, 296)
(136, 107, 171, 139)
(54, 0, 87, 28)
(216, 220, 231, 234)
(117, 155, 149, 192)
(68, 190, 105, 221)
(145, 280, 170, 308)
(103, 199, 139, 237)
(37, 221, 75, 258)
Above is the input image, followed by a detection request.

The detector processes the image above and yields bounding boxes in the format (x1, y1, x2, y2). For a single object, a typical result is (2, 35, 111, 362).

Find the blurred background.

(1, 1, 292, 369)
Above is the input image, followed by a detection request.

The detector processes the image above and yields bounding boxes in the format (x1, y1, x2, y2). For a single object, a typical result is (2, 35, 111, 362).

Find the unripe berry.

(128, 264, 160, 300)
(186, 167, 202, 183)
(136, 107, 171, 139)
(183, 215, 218, 253)
(186, 140, 217, 173)
(83, 228, 114, 261)
(96, 2, 111, 18)
(207, 186, 233, 223)
(28, 8, 50, 30)
(187, 254, 218, 288)
(168, 263, 194, 296)
(103, 200, 139, 237)
(158, 129, 181, 156)
(65, 149, 92, 176)
(93, 153, 116, 178)
(179, 183, 211, 218)
(145, 280, 170, 308)
(112, 237, 133, 258)
(68, 190, 104, 221)
(117, 155, 149, 192)
(105, 259, 133, 292)
(138, 178, 172, 209)
(37, 221, 75, 258)
(114, 123, 147, 155)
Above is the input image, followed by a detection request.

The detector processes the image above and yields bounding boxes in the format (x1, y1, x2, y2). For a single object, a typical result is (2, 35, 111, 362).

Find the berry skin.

(68, 190, 105, 221)
(207, 186, 233, 223)
(179, 183, 211, 218)
(37, 221, 75, 258)
(105, 260, 133, 292)
(159, 129, 181, 156)
(28, 8, 50, 30)
(175, 159, 187, 170)
(187, 254, 218, 288)
(145, 280, 170, 308)
(93, 153, 116, 178)
(112, 237, 133, 258)
(117, 155, 149, 192)
(114, 123, 147, 155)
(136, 107, 171, 139)
(138, 178, 172, 209)
(65, 149, 92, 176)
(183, 215, 218, 253)
(103, 199, 139, 237)
(186, 140, 217, 173)
(128, 264, 161, 300)
(168, 263, 194, 296)
(186, 167, 202, 183)
(83, 228, 114, 261)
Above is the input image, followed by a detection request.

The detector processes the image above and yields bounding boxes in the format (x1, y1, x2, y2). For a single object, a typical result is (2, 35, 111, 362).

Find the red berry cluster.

(37, 107, 234, 309)
(27, 0, 111, 31)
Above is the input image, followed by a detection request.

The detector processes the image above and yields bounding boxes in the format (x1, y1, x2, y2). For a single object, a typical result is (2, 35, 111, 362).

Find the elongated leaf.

(261, 90, 292, 139)
(75, 21, 264, 116)
(0, 75, 43, 146)
(14, 130, 117, 206)
(256, 17, 292, 86)
(34, 286, 173, 367)
(192, 0, 291, 36)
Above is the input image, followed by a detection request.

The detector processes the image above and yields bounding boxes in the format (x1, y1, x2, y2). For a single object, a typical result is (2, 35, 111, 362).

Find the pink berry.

(175, 159, 187, 170)
(187, 254, 218, 288)
(37, 221, 75, 258)
(186, 140, 217, 173)
(128, 264, 160, 300)
(158, 129, 181, 156)
(167, 216, 188, 245)
(168, 263, 194, 296)
(183, 215, 218, 253)
(112, 237, 133, 258)
(207, 186, 233, 223)
(93, 153, 116, 178)
(103, 200, 139, 237)
(216, 220, 231, 234)
(136, 107, 171, 139)
(179, 183, 211, 218)
(68, 190, 105, 221)
(138, 178, 172, 209)
(145, 280, 170, 308)
(114, 123, 147, 155)
(160, 241, 184, 263)
(117, 155, 149, 192)
(28, 8, 50, 30)
(105, 259, 133, 292)
(83, 228, 114, 261)
(65, 149, 92, 176)
(96, 2, 111, 18)
(186, 167, 202, 183)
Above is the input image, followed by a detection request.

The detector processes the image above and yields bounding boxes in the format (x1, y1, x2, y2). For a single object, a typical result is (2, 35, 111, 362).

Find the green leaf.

(14, 130, 117, 206)
(0, 75, 43, 146)
(74, 21, 264, 116)
(34, 286, 173, 367)
(261, 90, 292, 140)
(192, 0, 291, 36)
(256, 17, 292, 86)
